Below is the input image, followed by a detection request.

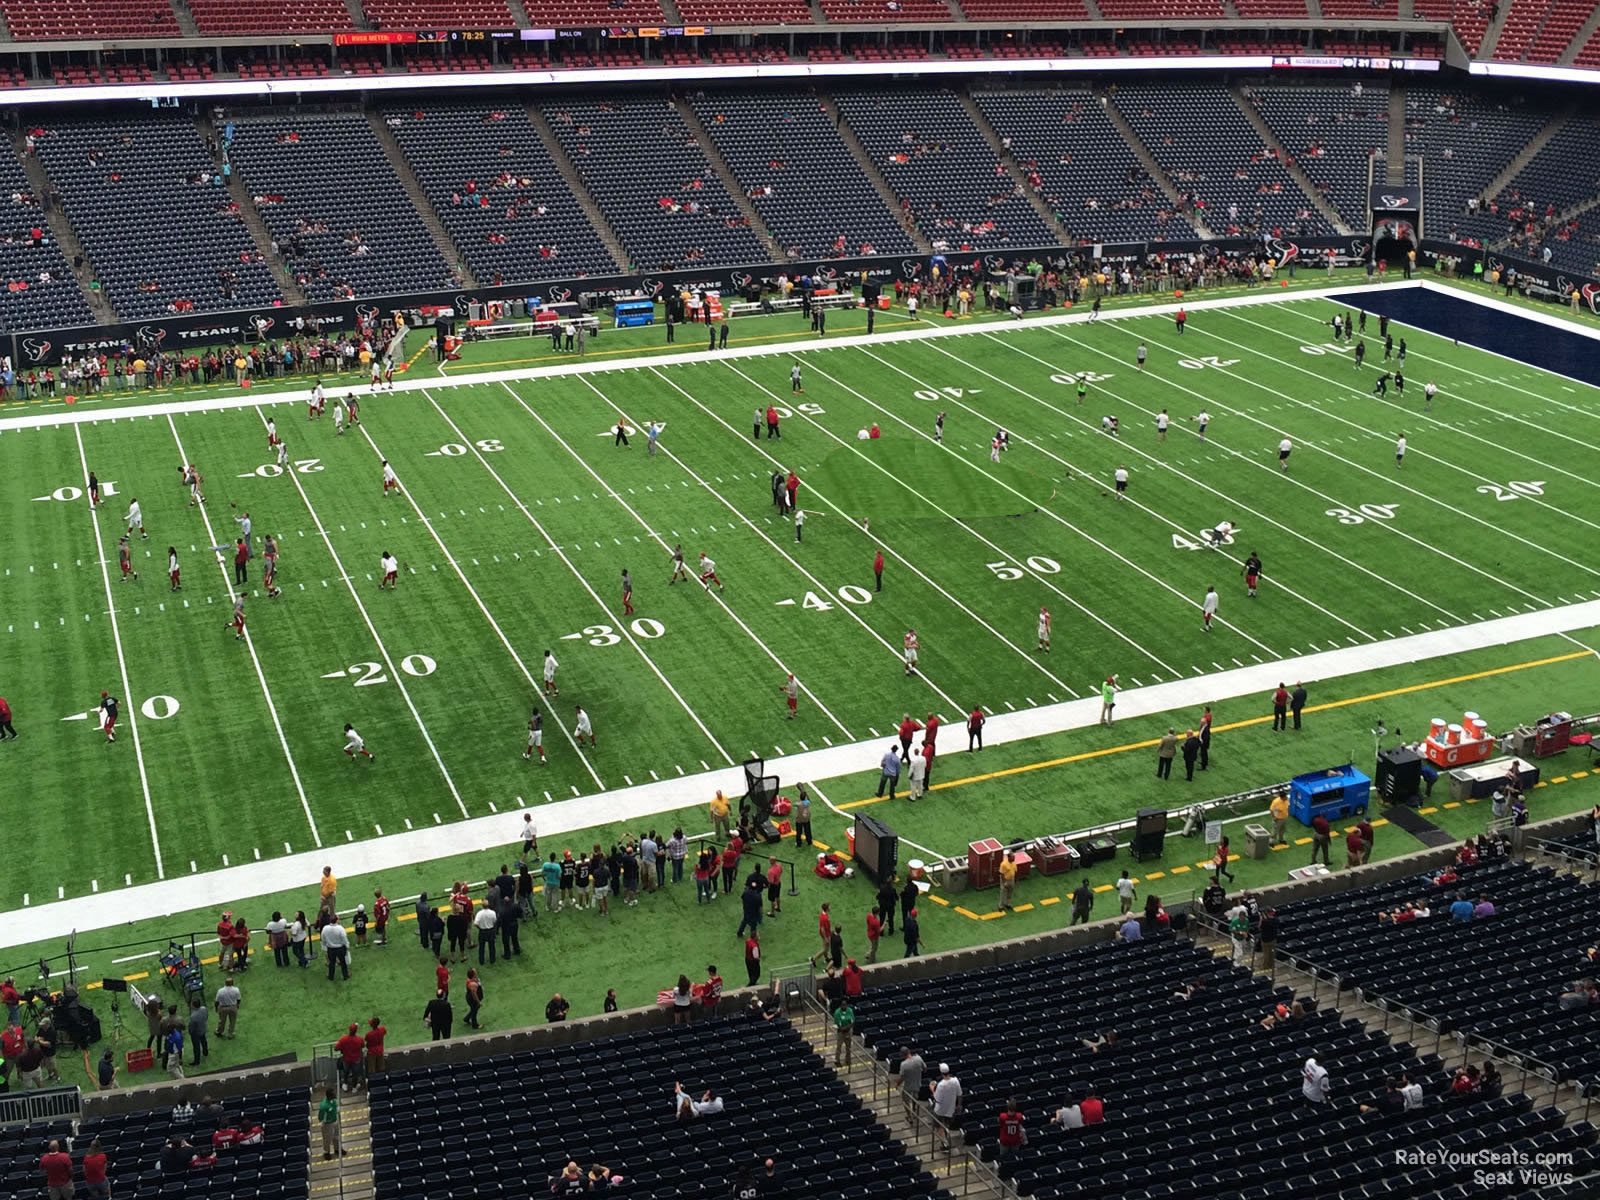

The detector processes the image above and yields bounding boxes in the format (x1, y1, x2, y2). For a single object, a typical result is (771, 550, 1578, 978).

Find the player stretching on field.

(125, 498, 147, 540)
(542, 650, 560, 697)
(668, 544, 690, 585)
(573, 705, 595, 749)
(381, 460, 400, 497)
(523, 706, 546, 763)
(379, 551, 399, 590)
(168, 547, 181, 592)
(1037, 606, 1051, 653)
(621, 569, 634, 616)
(227, 596, 246, 641)
(99, 691, 119, 743)
(903, 628, 919, 676)
(118, 537, 139, 583)
(779, 673, 798, 720)
(343, 723, 375, 762)
(1205, 520, 1234, 548)
(698, 552, 724, 593)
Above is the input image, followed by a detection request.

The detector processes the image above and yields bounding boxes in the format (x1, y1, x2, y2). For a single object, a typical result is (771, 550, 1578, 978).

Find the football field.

(5, 287, 1600, 914)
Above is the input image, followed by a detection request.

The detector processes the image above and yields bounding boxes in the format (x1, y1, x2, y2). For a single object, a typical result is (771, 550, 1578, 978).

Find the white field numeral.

(1476, 481, 1545, 502)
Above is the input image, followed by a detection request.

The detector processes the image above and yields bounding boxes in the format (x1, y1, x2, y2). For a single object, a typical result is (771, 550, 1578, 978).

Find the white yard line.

(426, 387, 739, 760)
(703, 362, 1082, 694)
(255, 407, 473, 819)
(1043, 324, 1566, 613)
(971, 332, 1460, 622)
(8, 596, 1599, 949)
(863, 342, 1375, 643)
(167, 413, 322, 848)
(509, 379, 856, 740)
(352, 421, 610, 791)
(72, 424, 164, 880)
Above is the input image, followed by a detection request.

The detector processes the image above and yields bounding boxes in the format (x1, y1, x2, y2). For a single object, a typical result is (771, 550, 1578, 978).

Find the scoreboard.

(333, 25, 712, 46)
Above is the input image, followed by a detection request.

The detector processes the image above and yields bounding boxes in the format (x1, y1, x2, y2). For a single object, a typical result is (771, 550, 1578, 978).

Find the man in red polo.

(1080, 1092, 1105, 1124)
(335, 1023, 365, 1092)
(1310, 814, 1332, 866)
(41, 1139, 74, 1200)
(364, 1017, 386, 1076)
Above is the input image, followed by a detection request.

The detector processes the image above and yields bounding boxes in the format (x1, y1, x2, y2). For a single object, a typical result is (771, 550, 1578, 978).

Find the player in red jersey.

(117, 537, 139, 583)
(99, 691, 119, 742)
(697, 552, 724, 593)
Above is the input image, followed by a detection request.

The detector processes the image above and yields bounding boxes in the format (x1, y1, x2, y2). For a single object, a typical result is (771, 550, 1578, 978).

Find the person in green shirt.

(832, 999, 856, 1068)
(317, 1088, 341, 1160)
(1098, 675, 1118, 726)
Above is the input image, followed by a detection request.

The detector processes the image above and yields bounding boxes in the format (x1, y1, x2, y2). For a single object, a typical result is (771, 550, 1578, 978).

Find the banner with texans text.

(1418, 239, 1600, 314)
(7, 237, 1369, 368)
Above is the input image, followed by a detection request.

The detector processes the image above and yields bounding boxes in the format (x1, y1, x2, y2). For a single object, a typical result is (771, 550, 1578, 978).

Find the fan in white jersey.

(542, 650, 560, 696)
(379, 551, 399, 590)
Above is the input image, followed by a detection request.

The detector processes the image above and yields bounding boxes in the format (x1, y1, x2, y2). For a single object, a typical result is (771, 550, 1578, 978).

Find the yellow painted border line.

(839, 649, 1591, 810)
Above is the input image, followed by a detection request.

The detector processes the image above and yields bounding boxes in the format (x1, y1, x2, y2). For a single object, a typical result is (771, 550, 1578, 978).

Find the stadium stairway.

(309, 1088, 376, 1200)
(1094, 88, 1216, 239)
(1385, 84, 1406, 183)
(505, 0, 532, 25)
(954, 89, 1073, 249)
(1560, 4, 1600, 63)
(671, 96, 783, 264)
(197, 113, 309, 308)
(1472, 103, 1576, 208)
(8, 130, 112, 324)
(790, 998, 1005, 1200)
(1477, 0, 1514, 60)
(170, 0, 200, 38)
(366, 110, 480, 290)
(815, 92, 932, 255)
(344, 0, 371, 25)
(524, 103, 634, 274)
(1228, 82, 1353, 235)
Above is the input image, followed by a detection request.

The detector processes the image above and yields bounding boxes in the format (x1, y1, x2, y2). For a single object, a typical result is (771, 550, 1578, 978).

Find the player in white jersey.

(266, 417, 279, 449)
(125, 499, 147, 540)
(1277, 438, 1293, 471)
(380, 551, 399, 590)
(383, 355, 395, 391)
(370, 354, 383, 390)
(1201, 585, 1219, 632)
(333, 399, 346, 435)
(1136, 342, 1148, 370)
(183, 464, 205, 507)
(276, 438, 289, 468)
(167, 546, 181, 592)
(1156, 409, 1169, 442)
(523, 706, 545, 762)
(1395, 433, 1407, 468)
(1423, 381, 1436, 412)
(1192, 411, 1210, 441)
(310, 380, 325, 420)
(1036, 607, 1052, 653)
(1206, 520, 1234, 547)
(572, 705, 595, 748)
(542, 650, 560, 696)
(381, 460, 399, 497)
(343, 723, 374, 761)
(698, 553, 724, 592)
(903, 628, 919, 676)
(1113, 465, 1129, 498)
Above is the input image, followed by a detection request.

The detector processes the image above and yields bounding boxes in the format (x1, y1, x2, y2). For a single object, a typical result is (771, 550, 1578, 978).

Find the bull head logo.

(730, 271, 752, 290)
(136, 325, 167, 346)
(1582, 283, 1599, 314)
(983, 254, 1007, 271)
(355, 304, 380, 323)
(641, 277, 664, 296)
(901, 259, 921, 277)
(453, 294, 472, 313)
(21, 337, 51, 362)
(549, 285, 573, 303)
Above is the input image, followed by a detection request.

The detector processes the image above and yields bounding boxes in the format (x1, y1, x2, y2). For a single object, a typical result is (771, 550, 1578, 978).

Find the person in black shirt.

(603, 989, 619, 1013)
(733, 1165, 760, 1199)
(574, 854, 592, 911)
(900, 877, 918, 925)
(828, 925, 844, 971)
(494, 866, 516, 908)
(424, 990, 452, 1041)
(498, 896, 520, 959)
(559, 853, 577, 908)
(545, 994, 570, 1023)
(427, 908, 445, 959)
(877, 879, 897, 936)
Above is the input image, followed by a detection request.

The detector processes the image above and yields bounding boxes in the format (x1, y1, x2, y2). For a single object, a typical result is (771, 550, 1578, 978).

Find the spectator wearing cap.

(929, 1063, 962, 1148)
(334, 1023, 365, 1091)
(842, 958, 864, 999)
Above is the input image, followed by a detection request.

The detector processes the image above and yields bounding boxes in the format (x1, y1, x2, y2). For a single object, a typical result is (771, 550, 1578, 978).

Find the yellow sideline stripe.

(839, 649, 1591, 811)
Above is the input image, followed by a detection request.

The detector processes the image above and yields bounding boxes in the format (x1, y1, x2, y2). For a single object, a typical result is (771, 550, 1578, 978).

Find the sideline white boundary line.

(72, 425, 164, 880)
(6, 595, 1599, 949)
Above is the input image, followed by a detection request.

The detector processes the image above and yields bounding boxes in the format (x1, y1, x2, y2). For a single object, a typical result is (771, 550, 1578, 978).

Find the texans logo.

(1583, 283, 1600, 314)
(1379, 195, 1413, 208)
(548, 285, 573, 303)
(21, 337, 51, 362)
(1268, 238, 1299, 264)
(1486, 257, 1504, 275)
(730, 271, 753, 290)
(641, 277, 664, 296)
(1555, 275, 1574, 298)
(354, 304, 380, 323)
(819, 266, 838, 281)
(901, 259, 921, 278)
(136, 325, 168, 346)
(453, 294, 472, 314)
(249, 315, 275, 334)
(983, 254, 1007, 271)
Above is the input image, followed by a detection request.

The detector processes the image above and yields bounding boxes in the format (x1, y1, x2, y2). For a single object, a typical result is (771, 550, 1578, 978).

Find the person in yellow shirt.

(997, 851, 1018, 912)
(1269, 794, 1289, 847)
(710, 791, 731, 841)
(320, 865, 338, 916)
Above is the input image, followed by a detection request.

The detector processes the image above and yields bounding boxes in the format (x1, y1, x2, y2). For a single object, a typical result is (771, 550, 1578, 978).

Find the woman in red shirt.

(364, 1017, 386, 1076)
(720, 843, 740, 895)
(81, 1139, 110, 1199)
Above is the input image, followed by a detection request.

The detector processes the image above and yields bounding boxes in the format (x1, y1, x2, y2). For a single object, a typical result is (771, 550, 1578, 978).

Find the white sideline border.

(5, 277, 1599, 949)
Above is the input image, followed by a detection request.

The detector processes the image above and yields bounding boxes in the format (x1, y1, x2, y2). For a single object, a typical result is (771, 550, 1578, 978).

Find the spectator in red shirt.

(842, 958, 864, 998)
(1272, 684, 1289, 731)
(372, 890, 390, 946)
(809, 903, 833, 969)
(873, 550, 885, 593)
(968, 705, 985, 752)
(720, 843, 740, 895)
(81, 1138, 109, 1200)
(1079, 1092, 1105, 1124)
(997, 1099, 1026, 1162)
(364, 1017, 386, 1076)
(216, 912, 236, 972)
(1310, 814, 1332, 866)
(41, 1140, 73, 1200)
(335, 1023, 365, 1092)
(1345, 827, 1365, 869)
(865, 910, 883, 963)
(435, 958, 450, 996)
